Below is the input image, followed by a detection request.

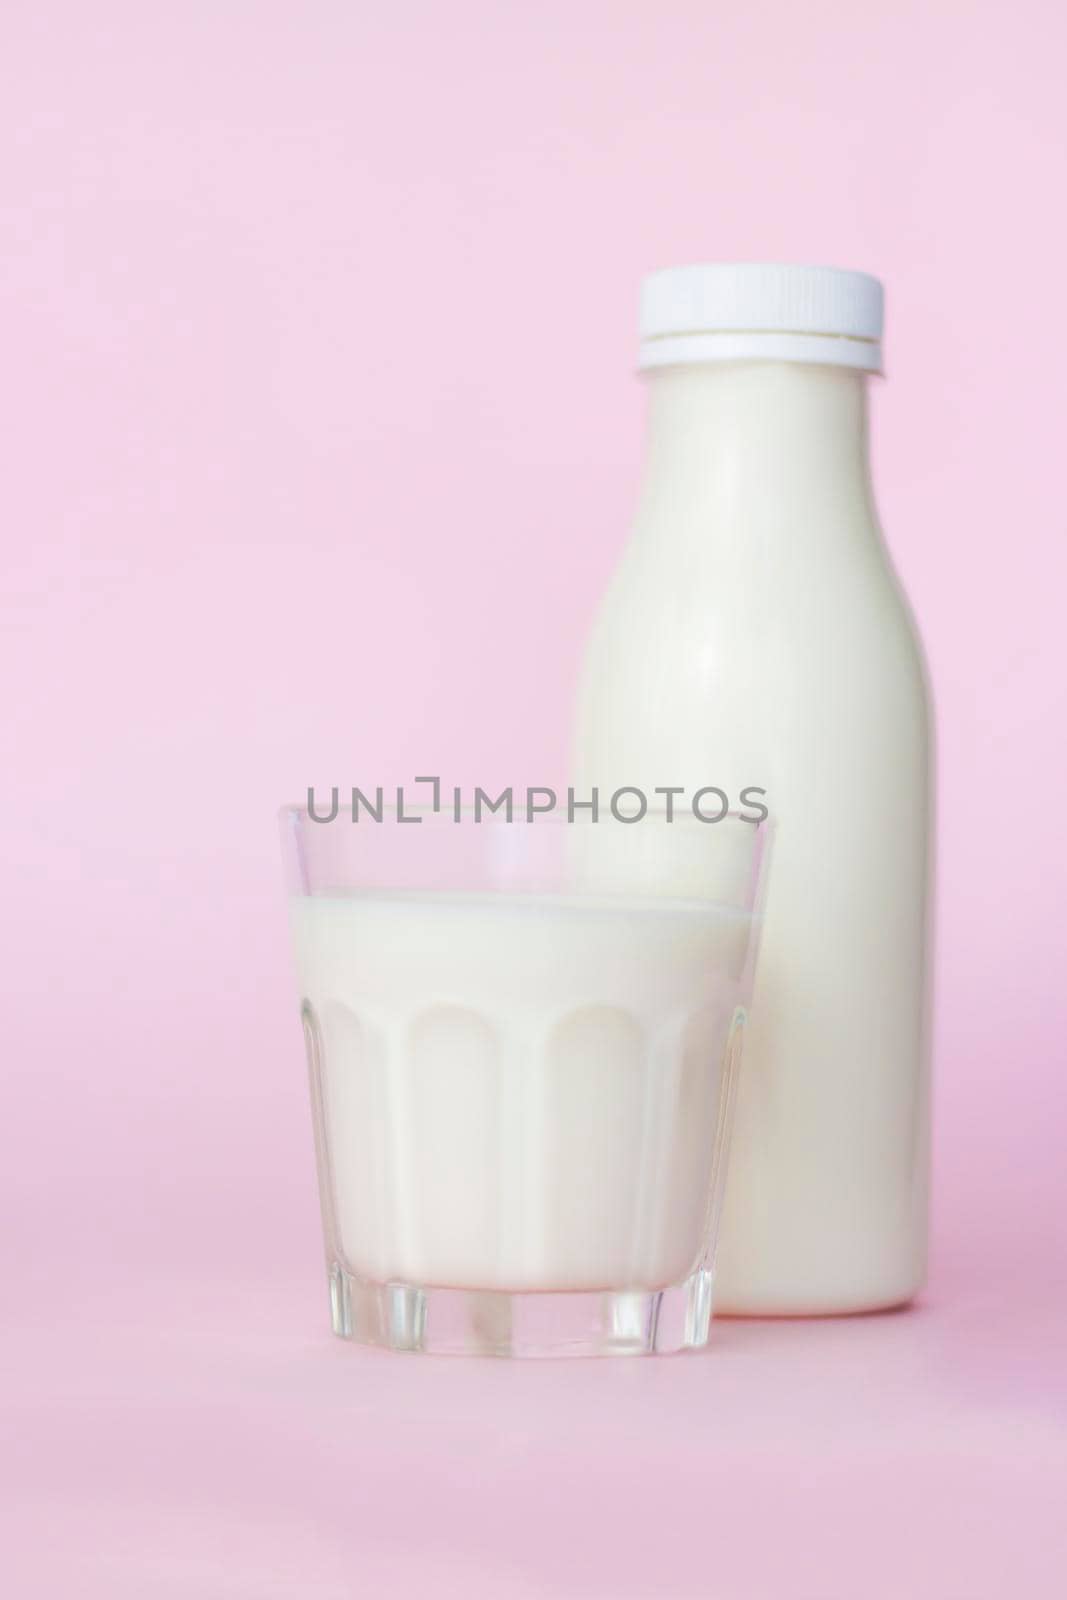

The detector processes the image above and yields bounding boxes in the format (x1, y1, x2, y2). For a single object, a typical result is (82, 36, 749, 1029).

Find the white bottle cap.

(638, 263, 884, 373)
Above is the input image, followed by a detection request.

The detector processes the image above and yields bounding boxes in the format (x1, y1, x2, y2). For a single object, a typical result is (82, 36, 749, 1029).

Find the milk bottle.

(573, 264, 932, 1314)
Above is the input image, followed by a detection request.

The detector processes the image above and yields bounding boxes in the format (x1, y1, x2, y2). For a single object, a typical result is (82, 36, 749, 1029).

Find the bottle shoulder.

(577, 523, 930, 715)
(591, 515, 918, 626)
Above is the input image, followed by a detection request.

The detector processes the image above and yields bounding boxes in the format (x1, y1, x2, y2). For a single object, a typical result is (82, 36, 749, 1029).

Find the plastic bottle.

(572, 264, 932, 1314)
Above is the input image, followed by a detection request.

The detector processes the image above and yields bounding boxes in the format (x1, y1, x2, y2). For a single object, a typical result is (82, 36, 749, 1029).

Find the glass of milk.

(280, 801, 767, 1356)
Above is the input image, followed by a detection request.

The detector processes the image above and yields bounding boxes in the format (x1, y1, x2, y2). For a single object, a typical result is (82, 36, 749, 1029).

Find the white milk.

(573, 266, 932, 1314)
(290, 891, 751, 1293)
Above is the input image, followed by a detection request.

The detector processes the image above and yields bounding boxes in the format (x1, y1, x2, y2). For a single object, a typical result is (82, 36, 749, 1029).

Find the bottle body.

(573, 361, 932, 1314)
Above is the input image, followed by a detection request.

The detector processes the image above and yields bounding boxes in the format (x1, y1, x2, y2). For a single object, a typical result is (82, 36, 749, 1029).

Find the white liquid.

(290, 891, 751, 1293)
(573, 362, 932, 1314)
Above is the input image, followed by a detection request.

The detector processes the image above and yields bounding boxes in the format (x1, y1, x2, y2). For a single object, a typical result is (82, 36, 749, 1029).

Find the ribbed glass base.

(326, 1261, 714, 1357)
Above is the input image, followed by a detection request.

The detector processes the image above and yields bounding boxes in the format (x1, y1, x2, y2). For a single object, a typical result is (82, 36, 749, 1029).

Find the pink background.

(4, 3, 1066, 1595)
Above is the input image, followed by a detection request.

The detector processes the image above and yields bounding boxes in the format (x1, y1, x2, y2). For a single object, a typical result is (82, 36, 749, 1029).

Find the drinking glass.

(279, 797, 768, 1356)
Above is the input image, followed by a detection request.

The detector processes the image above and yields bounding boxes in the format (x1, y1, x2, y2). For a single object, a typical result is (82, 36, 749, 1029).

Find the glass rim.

(280, 801, 770, 830)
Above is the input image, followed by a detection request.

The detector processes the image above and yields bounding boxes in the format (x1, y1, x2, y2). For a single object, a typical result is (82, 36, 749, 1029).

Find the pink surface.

(3, 3, 1066, 1595)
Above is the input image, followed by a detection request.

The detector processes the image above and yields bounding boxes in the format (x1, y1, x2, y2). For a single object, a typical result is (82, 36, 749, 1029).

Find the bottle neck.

(637, 361, 876, 543)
